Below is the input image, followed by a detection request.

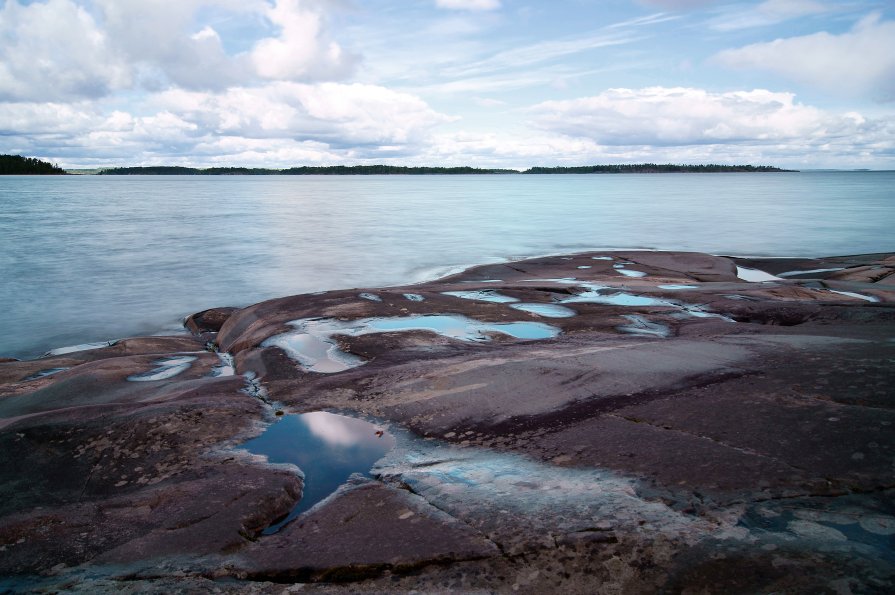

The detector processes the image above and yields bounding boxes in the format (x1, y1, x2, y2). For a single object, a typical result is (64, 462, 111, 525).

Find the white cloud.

(529, 87, 833, 145)
(636, 0, 716, 10)
(0, 0, 130, 101)
(517, 86, 894, 168)
(152, 82, 453, 145)
(710, 0, 830, 31)
(0, 0, 356, 100)
(250, 0, 357, 81)
(714, 12, 895, 100)
(435, 0, 501, 11)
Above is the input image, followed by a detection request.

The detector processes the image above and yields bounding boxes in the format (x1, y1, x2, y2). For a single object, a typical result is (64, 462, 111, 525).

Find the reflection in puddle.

(561, 290, 673, 307)
(778, 268, 845, 277)
(443, 290, 519, 303)
(211, 352, 235, 377)
(556, 287, 734, 322)
(592, 256, 614, 260)
(23, 367, 70, 381)
(510, 303, 577, 318)
(618, 315, 671, 337)
(616, 269, 647, 278)
(658, 284, 699, 290)
(736, 266, 782, 282)
(44, 340, 116, 357)
(266, 315, 560, 373)
(577, 265, 592, 269)
(241, 411, 395, 534)
(359, 292, 382, 302)
(829, 290, 880, 303)
(403, 293, 425, 302)
(127, 355, 197, 382)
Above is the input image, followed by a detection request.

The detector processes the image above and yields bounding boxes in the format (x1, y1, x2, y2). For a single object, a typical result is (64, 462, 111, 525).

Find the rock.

(2, 250, 894, 592)
(184, 307, 238, 334)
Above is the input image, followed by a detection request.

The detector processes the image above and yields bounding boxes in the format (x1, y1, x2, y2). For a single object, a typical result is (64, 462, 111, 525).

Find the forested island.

(98, 163, 794, 175)
(0, 154, 796, 175)
(0, 155, 66, 175)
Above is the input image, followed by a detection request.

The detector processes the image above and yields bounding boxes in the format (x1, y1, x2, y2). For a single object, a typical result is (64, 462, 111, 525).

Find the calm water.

(240, 411, 395, 533)
(1, 172, 892, 359)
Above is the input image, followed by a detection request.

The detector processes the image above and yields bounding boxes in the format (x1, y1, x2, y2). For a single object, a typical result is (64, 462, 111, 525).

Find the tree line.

(98, 163, 794, 175)
(0, 154, 797, 176)
(0, 155, 66, 175)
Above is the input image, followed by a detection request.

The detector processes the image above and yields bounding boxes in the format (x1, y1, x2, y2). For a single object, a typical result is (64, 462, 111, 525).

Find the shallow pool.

(241, 411, 395, 534)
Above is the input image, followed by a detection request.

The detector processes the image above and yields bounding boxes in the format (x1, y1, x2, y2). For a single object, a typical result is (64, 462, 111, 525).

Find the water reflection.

(241, 411, 395, 533)
(265, 314, 561, 373)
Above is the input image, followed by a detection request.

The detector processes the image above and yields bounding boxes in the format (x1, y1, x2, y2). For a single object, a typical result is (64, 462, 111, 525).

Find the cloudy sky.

(1, 0, 893, 169)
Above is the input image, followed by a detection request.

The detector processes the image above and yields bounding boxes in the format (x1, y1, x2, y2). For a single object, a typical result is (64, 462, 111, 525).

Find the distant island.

(0, 154, 66, 175)
(97, 163, 795, 175)
(0, 154, 797, 175)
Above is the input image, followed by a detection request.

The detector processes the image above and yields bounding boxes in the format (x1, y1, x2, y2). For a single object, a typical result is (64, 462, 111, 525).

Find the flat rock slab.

(2, 250, 894, 592)
(237, 478, 499, 582)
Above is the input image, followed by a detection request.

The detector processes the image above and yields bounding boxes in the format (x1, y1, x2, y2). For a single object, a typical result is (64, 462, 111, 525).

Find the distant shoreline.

(94, 164, 796, 175)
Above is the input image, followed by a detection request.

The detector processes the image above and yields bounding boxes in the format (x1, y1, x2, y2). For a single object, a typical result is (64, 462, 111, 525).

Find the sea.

(1, 172, 892, 359)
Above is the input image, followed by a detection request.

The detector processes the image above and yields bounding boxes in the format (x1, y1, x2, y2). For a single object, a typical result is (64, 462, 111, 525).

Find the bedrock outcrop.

(1, 251, 893, 593)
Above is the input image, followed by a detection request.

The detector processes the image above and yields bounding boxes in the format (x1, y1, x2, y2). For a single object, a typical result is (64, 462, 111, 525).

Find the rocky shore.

(1, 251, 893, 593)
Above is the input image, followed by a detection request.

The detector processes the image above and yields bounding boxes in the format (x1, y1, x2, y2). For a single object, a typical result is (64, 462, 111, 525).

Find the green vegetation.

(523, 164, 794, 174)
(98, 163, 795, 175)
(99, 165, 518, 175)
(0, 154, 66, 175)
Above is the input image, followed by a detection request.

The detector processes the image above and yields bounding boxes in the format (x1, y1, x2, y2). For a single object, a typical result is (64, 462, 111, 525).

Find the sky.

(1, 0, 893, 169)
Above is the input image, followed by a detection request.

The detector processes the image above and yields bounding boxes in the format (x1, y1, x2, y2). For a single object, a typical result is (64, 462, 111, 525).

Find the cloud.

(0, 0, 356, 100)
(0, 82, 454, 166)
(250, 0, 357, 81)
(520, 86, 895, 168)
(709, 0, 831, 31)
(435, 0, 501, 11)
(636, 0, 716, 10)
(152, 82, 453, 145)
(714, 12, 895, 100)
(0, 0, 130, 101)
(529, 87, 835, 145)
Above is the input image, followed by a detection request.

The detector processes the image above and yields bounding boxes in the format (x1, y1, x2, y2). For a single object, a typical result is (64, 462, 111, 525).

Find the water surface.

(2, 172, 892, 358)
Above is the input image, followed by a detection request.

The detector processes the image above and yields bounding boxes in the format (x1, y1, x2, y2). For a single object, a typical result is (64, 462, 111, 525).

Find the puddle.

(403, 293, 425, 302)
(618, 315, 670, 338)
(264, 323, 366, 373)
(557, 288, 734, 322)
(509, 303, 577, 318)
(592, 256, 614, 260)
(736, 266, 782, 282)
(616, 269, 647, 278)
(443, 290, 519, 303)
(658, 284, 699, 290)
(242, 371, 270, 401)
(44, 340, 116, 357)
(23, 367, 70, 381)
(778, 268, 845, 277)
(241, 411, 395, 534)
(723, 294, 760, 301)
(265, 315, 560, 373)
(561, 290, 674, 308)
(829, 290, 880, 303)
(364, 316, 559, 341)
(359, 292, 382, 302)
(127, 355, 197, 382)
(577, 265, 592, 269)
(373, 435, 701, 542)
(211, 352, 235, 377)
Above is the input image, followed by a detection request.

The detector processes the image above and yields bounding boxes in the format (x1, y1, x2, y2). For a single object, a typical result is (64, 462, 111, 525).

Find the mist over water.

(1, 172, 893, 359)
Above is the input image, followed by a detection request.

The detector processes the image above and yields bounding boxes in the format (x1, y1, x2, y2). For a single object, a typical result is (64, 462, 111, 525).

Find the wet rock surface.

(2, 251, 894, 593)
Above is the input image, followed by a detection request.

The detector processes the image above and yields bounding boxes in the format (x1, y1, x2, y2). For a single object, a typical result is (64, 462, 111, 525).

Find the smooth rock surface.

(2, 251, 894, 593)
